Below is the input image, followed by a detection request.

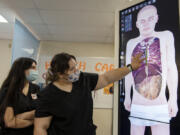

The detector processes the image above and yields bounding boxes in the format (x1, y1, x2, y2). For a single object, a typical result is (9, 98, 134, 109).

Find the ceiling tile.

(48, 25, 113, 37)
(0, 0, 146, 43)
(40, 10, 114, 27)
(0, 8, 15, 23)
(15, 9, 43, 24)
(51, 34, 113, 43)
(1, 0, 36, 9)
(0, 0, 9, 8)
(34, 0, 114, 12)
(38, 34, 54, 40)
(28, 24, 49, 34)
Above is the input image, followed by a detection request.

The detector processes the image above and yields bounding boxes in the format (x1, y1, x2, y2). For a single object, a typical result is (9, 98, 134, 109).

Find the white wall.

(0, 40, 12, 86)
(39, 41, 114, 57)
(38, 41, 114, 135)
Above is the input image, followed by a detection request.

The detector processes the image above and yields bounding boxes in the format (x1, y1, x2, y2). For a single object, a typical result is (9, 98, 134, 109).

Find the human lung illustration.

(131, 37, 162, 100)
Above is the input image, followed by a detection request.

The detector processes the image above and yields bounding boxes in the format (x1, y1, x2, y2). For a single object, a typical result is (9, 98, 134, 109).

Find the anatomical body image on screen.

(123, 5, 178, 135)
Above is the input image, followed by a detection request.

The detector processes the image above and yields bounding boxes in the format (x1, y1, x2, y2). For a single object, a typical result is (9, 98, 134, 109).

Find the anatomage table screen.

(118, 0, 180, 135)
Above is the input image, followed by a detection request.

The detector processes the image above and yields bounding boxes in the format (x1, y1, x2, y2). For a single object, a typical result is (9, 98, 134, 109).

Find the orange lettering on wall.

(78, 61, 86, 71)
(95, 62, 102, 72)
(95, 63, 115, 72)
(45, 62, 50, 70)
(109, 64, 115, 71)
(102, 64, 108, 72)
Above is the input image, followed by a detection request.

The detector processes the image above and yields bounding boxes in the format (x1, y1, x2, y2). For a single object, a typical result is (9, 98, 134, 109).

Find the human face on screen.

(136, 7, 158, 37)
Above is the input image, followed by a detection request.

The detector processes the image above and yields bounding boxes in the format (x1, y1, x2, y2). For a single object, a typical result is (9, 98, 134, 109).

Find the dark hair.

(46, 53, 76, 84)
(0, 57, 37, 126)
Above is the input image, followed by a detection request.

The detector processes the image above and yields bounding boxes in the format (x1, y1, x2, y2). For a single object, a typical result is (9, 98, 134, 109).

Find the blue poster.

(12, 19, 40, 63)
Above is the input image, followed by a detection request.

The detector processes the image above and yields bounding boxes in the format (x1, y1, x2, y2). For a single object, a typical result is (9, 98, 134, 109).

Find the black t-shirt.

(35, 72, 99, 135)
(0, 83, 40, 135)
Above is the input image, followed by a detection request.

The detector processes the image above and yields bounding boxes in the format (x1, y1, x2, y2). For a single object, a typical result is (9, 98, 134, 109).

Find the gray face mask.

(68, 70, 80, 82)
(26, 69, 39, 82)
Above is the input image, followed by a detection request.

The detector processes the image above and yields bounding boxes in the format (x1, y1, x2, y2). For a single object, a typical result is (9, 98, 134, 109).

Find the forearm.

(16, 110, 35, 120)
(125, 77, 132, 100)
(167, 66, 178, 101)
(95, 53, 143, 90)
(15, 118, 33, 128)
(125, 85, 131, 99)
(104, 67, 131, 84)
(33, 117, 52, 135)
(34, 127, 47, 135)
(6, 118, 33, 128)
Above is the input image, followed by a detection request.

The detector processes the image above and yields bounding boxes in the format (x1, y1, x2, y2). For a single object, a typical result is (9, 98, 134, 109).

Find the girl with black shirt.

(0, 58, 40, 135)
(34, 52, 144, 135)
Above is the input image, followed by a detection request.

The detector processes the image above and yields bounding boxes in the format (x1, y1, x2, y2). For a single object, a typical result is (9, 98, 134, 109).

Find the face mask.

(68, 70, 80, 82)
(26, 69, 39, 82)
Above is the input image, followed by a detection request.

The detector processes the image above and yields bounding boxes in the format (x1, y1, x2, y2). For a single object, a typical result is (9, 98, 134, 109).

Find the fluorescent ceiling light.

(0, 15, 8, 23)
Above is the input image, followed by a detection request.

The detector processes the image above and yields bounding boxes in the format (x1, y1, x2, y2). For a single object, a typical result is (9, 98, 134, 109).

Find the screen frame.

(113, 0, 180, 135)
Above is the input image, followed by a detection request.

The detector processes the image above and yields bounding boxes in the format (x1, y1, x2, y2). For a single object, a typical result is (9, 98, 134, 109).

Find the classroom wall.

(0, 39, 12, 86)
(38, 41, 114, 135)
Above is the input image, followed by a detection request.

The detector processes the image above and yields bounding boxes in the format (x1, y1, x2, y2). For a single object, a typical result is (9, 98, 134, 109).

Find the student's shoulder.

(38, 84, 55, 97)
(155, 30, 173, 37)
(127, 37, 140, 45)
(37, 84, 64, 105)
(81, 72, 96, 77)
(80, 72, 98, 80)
(126, 37, 140, 50)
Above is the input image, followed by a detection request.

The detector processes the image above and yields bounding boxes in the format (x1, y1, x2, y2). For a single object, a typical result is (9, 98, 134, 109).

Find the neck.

(140, 31, 155, 39)
(55, 78, 71, 86)
(25, 81, 29, 86)
(22, 82, 29, 96)
(53, 78, 72, 92)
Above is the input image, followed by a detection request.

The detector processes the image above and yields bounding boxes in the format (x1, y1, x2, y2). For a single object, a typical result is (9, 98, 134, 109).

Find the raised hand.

(131, 53, 145, 71)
